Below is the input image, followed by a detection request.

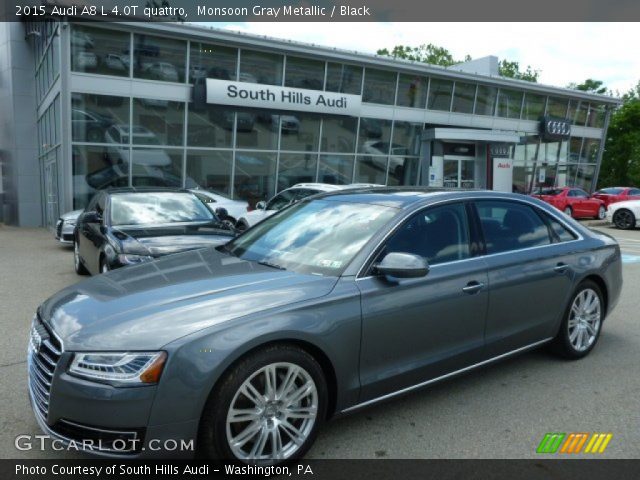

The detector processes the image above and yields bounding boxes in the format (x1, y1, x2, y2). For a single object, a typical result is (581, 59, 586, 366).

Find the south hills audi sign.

(540, 116, 572, 141)
(204, 78, 362, 116)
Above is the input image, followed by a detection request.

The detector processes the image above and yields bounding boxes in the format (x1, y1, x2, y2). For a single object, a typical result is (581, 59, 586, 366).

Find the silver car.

(29, 189, 622, 464)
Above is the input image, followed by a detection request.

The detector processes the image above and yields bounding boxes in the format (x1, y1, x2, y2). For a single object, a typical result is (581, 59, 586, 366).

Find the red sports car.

(592, 187, 640, 208)
(532, 187, 606, 219)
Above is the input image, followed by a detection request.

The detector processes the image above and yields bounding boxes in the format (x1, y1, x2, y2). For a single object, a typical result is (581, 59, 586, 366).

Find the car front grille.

(56, 220, 63, 239)
(28, 315, 62, 421)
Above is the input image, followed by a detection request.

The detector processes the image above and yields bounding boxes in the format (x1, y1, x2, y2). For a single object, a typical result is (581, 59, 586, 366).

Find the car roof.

(310, 186, 543, 209)
(104, 187, 192, 195)
(287, 183, 346, 192)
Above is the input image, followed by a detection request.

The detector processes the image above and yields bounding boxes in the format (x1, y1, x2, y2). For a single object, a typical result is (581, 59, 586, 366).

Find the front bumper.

(55, 220, 74, 244)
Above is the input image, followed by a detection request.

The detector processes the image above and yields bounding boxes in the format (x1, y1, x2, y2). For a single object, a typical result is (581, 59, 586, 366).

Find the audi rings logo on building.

(540, 116, 571, 140)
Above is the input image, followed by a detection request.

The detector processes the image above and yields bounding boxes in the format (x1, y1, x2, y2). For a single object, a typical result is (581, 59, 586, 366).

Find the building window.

(72, 145, 128, 208)
(522, 93, 546, 120)
(278, 113, 321, 152)
(321, 116, 357, 153)
(587, 104, 606, 128)
(392, 121, 422, 157)
(358, 118, 392, 154)
(186, 150, 233, 195)
(318, 155, 354, 184)
(133, 34, 187, 83)
(285, 56, 325, 90)
(132, 98, 185, 146)
(234, 151, 277, 206)
(189, 42, 237, 83)
(239, 50, 283, 85)
(71, 93, 129, 143)
(277, 153, 319, 190)
(187, 104, 234, 148)
(396, 74, 428, 108)
(546, 97, 569, 118)
(427, 78, 453, 111)
(496, 89, 523, 119)
(363, 68, 397, 105)
(355, 155, 387, 185)
(387, 156, 420, 186)
(131, 147, 184, 187)
(581, 139, 600, 163)
(71, 25, 130, 77)
(451, 82, 476, 114)
(569, 137, 583, 163)
(325, 63, 362, 95)
(567, 100, 588, 126)
(235, 109, 277, 150)
(474, 85, 498, 116)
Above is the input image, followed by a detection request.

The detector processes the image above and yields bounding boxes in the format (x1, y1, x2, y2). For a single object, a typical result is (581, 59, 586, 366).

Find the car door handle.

(462, 281, 485, 294)
(554, 263, 569, 273)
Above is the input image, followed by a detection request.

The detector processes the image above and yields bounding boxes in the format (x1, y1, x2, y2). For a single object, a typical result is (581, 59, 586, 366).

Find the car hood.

(61, 209, 83, 221)
(39, 248, 338, 351)
(113, 224, 234, 256)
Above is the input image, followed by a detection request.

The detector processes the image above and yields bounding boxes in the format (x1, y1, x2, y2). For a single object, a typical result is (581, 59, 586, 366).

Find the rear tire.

(198, 344, 327, 464)
(73, 239, 89, 276)
(597, 205, 606, 220)
(549, 280, 603, 360)
(613, 209, 635, 230)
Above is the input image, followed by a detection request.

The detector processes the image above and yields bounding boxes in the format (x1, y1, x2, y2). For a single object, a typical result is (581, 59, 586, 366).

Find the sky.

(209, 22, 638, 95)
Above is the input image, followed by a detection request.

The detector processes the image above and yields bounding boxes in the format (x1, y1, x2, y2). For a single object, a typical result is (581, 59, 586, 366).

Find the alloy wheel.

(225, 362, 318, 463)
(564, 207, 572, 216)
(597, 206, 606, 220)
(614, 210, 634, 229)
(74, 241, 80, 270)
(568, 288, 601, 352)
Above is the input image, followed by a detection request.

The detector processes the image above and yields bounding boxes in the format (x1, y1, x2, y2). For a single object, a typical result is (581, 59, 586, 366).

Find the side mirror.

(256, 201, 267, 211)
(214, 207, 229, 219)
(375, 252, 429, 279)
(82, 211, 102, 224)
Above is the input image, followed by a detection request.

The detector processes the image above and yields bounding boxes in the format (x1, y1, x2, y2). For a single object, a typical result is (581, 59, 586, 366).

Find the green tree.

(377, 45, 539, 82)
(567, 78, 609, 95)
(598, 83, 640, 188)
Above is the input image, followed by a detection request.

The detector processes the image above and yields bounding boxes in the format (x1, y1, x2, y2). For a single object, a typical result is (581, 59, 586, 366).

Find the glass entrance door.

(443, 157, 476, 188)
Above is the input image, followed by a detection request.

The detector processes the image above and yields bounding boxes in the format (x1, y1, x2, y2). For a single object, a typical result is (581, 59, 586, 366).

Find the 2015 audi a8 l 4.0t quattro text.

(28, 189, 622, 464)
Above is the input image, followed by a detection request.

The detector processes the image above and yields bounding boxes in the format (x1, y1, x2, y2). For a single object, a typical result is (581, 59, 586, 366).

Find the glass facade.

(62, 24, 611, 211)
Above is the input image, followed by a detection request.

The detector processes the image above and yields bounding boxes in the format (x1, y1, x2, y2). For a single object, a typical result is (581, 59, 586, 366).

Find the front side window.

(476, 200, 551, 254)
(110, 192, 213, 226)
(379, 203, 471, 266)
(226, 199, 398, 276)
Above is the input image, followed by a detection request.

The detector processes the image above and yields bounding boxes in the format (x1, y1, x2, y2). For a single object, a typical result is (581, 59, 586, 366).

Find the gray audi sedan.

(28, 188, 622, 464)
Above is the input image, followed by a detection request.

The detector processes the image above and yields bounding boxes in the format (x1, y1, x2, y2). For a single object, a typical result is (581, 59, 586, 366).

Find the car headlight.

(69, 352, 167, 384)
(117, 254, 154, 265)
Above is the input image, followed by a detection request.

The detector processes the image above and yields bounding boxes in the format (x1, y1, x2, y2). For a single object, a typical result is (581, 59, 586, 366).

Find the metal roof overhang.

(422, 128, 522, 143)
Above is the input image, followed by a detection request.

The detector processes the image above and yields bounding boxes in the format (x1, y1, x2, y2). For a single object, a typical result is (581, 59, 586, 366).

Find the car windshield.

(110, 192, 214, 226)
(540, 188, 564, 196)
(225, 199, 398, 276)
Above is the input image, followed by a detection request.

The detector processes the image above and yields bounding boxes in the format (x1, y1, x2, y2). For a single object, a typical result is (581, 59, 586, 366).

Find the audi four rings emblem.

(546, 120, 570, 136)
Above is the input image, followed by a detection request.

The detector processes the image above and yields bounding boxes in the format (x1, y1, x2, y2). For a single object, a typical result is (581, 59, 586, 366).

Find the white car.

(103, 53, 128, 72)
(145, 62, 180, 82)
(235, 183, 380, 231)
(75, 51, 98, 70)
(189, 189, 249, 226)
(606, 200, 640, 230)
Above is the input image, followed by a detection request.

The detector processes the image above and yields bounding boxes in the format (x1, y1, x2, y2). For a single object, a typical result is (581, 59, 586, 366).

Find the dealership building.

(0, 19, 621, 228)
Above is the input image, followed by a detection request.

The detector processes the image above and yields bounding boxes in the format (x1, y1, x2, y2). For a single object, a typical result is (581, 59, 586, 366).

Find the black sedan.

(73, 187, 236, 275)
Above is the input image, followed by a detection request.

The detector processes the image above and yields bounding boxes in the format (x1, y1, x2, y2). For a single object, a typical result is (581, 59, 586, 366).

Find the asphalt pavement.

(0, 223, 638, 459)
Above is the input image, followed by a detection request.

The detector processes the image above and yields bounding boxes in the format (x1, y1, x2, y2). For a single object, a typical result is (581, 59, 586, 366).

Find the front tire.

(73, 239, 89, 276)
(597, 205, 606, 220)
(550, 280, 603, 359)
(198, 344, 327, 465)
(563, 206, 573, 217)
(613, 209, 636, 230)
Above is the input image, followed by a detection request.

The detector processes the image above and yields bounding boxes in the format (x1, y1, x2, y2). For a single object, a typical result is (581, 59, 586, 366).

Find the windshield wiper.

(257, 260, 287, 271)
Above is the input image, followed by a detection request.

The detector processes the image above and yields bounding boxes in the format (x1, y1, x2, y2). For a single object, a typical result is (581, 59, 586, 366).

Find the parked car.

(145, 62, 180, 82)
(54, 209, 83, 244)
(592, 187, 640, 208)
(189, 189, 250, 227)
(103, 53, 128, 72)
(606, 199, 640, 230)
(532, 187, 606, 219)
(235, 183, 347, 231)
(29, 189, 621, 463)
(72, 188, 235, 275)
(105, 125, 172, 166)
(74, 51, 98, 70)
(71, 108, 113, 143)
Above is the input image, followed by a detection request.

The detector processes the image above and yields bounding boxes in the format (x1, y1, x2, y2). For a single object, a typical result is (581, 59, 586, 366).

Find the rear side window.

(476, 200, 551, 254)
(629, 188, 640, 196)
(598, 187, 623, 195)
(543, 213, 577, 242)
